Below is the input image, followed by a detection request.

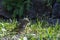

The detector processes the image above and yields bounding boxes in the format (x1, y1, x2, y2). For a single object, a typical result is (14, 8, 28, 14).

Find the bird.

(12, 18, 30, 34)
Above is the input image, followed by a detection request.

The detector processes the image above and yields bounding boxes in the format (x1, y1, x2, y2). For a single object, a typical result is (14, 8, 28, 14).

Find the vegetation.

(2, 0, 53, 18)
(0, 19, 60, 40)
(0, 0, 60, 40)
(2, 0, 31, 18)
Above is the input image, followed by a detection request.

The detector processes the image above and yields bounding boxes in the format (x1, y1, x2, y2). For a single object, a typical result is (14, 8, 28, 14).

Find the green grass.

(0, 19, 60, 40)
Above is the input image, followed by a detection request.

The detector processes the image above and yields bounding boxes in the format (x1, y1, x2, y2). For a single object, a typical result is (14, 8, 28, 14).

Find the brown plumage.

(12, 18, 29, 33)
